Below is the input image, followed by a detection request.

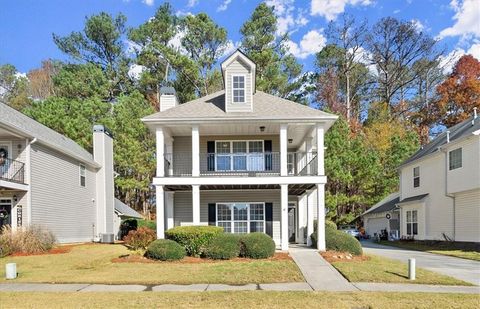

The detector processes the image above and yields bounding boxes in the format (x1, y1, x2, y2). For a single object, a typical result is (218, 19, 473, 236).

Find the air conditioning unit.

(100, 233, 114, 244)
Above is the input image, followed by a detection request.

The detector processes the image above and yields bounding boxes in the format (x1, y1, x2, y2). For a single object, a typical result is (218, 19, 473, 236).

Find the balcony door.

(215, 140, 264, 172)
(0, 142, 12, 180)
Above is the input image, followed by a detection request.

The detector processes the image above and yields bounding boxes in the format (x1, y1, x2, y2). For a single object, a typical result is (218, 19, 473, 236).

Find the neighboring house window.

(79, 164, 86, 187)
(232, 75, 245, 103)
(215, 140, 264, 171)
(216, 202, 265, 234)
(449, 148, 462, 170)
(413, 166, 420, 188)
(406, 210, 418, 235)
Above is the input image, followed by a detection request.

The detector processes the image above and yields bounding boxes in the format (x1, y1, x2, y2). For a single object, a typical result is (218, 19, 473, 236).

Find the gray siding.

(225, 59, 253, 112)
(30, 143, 97, 243)
(173, 190, 282, 244)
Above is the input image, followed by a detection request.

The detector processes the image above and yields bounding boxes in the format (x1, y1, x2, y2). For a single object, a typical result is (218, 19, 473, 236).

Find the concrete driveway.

(361, 241, 480, 286)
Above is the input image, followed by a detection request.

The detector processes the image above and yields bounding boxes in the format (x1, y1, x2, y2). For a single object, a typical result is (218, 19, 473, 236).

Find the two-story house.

(397, 113, 480, 242)
(142, 50, 338, 250)
(0, 102, 115, 243)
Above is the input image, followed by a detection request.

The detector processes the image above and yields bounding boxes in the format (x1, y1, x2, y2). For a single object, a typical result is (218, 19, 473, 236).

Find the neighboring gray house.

(113, 198, 142, 240)
(142, 50, 338, 250)
(0, 102, 115, 243)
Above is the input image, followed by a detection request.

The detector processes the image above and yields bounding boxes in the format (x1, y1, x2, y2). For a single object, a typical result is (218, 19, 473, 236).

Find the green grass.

(0, 244, 303, 285)
(379, 240, 480, 261)
(0, 291, 479, 308)
(331, 254, 472, 285)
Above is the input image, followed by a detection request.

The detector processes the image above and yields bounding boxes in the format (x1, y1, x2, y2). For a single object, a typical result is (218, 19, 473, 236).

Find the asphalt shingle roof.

(397, 193, 429, 204)
(402, 116, 480, 167)
(363, 192, 400, 216)
(114, 198, 142, 219)
(143, 90, 336, 121)
(0, 102, 97, 166)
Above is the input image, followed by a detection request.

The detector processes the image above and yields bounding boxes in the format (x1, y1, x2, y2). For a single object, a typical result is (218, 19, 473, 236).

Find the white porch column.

(156, 185, 165, 239)
(296, 194, 307, 244)
(315, 124, 325, 175)
(306, 189, 315, 246)
(192, 185, 200, 224)
(166, 191, 175, 229)
(316, 183, 326, 251)
(165, 136, 174, 176)
(280, 124, 288, 176)
(304, 136, 314, 175)
(156, 127, 165, 177)
(191, 125, 200, 177)
(281, 184, 289, 250)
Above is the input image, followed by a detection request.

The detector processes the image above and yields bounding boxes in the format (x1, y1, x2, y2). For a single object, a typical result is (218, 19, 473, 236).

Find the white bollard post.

(408, 258, 416, 280)
(5, 263, 17, 279)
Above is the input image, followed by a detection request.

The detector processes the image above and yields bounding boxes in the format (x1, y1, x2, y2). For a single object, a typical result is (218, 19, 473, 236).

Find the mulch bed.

(320, 251, 369, 263)
(112, 252, 292, 264)
(10, 245, 75, 257)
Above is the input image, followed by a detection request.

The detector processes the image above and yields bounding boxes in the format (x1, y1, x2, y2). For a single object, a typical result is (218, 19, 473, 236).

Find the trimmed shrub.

(119, 219, 138, 239)
(165, 226, 223, 257)
(311, 225, 362, 256)
(145, 239, 186, 261)
(0, 225, 56, 256)
(204, 234, 241, 260)
(240, 232, 275, 259)
(124, 227, 156, 251)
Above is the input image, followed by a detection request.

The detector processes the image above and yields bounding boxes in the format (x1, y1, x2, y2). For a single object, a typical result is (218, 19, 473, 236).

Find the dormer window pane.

(233, 75, 245, 103)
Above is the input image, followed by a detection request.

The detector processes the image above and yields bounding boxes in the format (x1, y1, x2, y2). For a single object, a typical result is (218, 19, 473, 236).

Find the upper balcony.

(0, 157, 25, 184)
(163, 152, 317, 177)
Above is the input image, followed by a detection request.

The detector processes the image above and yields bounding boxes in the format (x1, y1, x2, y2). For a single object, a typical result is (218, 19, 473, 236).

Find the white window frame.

(214, 140, 264, 172)
(406, 210, 418, 236)
(231, 74, 246, 103)
(215, 202, 266, 234)
(413, 166, 420, 188)
(79, 164, 86, 187)
(449, 147, 462, 170)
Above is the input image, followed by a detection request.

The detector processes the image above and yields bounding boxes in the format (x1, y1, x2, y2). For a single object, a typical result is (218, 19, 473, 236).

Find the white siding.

(173, 190, 282, 245)
(455, 189, 480, 242)
(446, 136, 480, 194)
(225, 59, 253, 112)
(30, 143, 97, 243)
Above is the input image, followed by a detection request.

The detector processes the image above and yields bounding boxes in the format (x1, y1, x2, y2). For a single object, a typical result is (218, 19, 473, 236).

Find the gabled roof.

(0, 102, 98, 166)
(114, 198, 142, 219)
(401, 116, 480, 167)
(142, 90, 337, 123)
(362, 192, 400, 216)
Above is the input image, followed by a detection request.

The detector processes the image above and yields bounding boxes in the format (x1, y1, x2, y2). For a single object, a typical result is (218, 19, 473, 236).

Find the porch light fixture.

(259, 126, 265, 132)
(288, 139, 293, 144)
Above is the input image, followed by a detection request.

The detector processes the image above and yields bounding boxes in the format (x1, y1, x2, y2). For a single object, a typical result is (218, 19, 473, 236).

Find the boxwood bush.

(165, 226, 223, 257)
(240, 232, 275, 259)
(145, 239, 186, 261)
(204, 233, 241, 260)
(311, 224, 362, 256)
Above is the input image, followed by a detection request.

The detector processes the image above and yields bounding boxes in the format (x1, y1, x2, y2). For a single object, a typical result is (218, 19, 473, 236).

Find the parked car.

(339, 225, 360, 239)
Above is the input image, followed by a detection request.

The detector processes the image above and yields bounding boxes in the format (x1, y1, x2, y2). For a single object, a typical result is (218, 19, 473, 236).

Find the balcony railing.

(0, 157, 25, 184)
(162, 152, 318, 177)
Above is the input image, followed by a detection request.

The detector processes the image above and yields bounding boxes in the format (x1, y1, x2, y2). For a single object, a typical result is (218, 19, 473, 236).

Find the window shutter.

(207, 141, 215, 171)
(208, 203, 216, 226)
(264, 140, 272, 171)
(265, 202, 273, 237)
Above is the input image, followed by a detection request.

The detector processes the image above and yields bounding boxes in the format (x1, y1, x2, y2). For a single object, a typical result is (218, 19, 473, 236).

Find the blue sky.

(0, 0, 479, 74)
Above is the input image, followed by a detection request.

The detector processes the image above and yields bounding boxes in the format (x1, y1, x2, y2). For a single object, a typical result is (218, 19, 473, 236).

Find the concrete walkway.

(1, 282, 479, 294)
(288, 245, 358, 291)
(361, 241, 480, 286)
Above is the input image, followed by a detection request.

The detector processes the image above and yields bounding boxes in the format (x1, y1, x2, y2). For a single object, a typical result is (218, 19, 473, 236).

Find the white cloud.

(467, 42, 480, 59)
(266, 0, 309, 35)
(438, 43, 480, 73)
(286, 29, 326, 59)
(310, 0, 373, 21)
(217, 0, 232, 12)
(128, 64, 146, 80)
(411, 19, 424, 32)
(142, 0, 154, 6)
(222, 40, 241, 57)
(187, 0, 199, 7)
(169, 29, 186, 52)
(438, 0, 480, 39)
(175, 10, 193, 17)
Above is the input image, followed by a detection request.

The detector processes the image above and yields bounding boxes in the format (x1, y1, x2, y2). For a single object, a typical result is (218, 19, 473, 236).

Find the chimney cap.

(93, 124, 114, 138)
(160, 86, 176, 95)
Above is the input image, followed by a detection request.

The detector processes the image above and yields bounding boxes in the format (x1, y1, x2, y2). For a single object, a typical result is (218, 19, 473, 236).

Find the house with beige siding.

(142, 50, 338, 250)
(0, 102, 115, 243)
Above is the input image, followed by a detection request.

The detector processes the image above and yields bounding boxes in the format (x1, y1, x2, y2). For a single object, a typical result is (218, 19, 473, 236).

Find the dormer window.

(232, 75, 245, 103)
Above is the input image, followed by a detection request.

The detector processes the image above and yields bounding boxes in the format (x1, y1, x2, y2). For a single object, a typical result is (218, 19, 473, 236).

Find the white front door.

(0, 198, 12, 228)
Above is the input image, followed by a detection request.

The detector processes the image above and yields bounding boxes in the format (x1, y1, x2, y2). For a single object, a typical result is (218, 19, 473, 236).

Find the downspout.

(441, 131, 455, 241)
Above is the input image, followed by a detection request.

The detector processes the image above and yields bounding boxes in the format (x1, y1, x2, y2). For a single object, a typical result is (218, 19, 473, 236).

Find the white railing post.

(315, 123, 324, 176)
(191, 125, 200, 177)
(156, 127, 165, 177)
(280, 124, 288, 176)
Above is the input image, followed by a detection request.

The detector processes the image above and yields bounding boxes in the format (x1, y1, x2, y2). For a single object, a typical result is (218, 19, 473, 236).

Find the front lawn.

(379, 240, 480, 261)
(0, 244, 303, 285)
(0, 291, 479, 308)
(326, 253, 472, 286)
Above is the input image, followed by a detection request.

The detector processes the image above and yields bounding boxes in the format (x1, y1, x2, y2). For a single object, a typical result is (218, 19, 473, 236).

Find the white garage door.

(366, 217, 389, 237)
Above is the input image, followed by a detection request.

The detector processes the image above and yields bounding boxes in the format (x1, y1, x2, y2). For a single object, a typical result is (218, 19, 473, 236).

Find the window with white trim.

(232, 75, 245, 103)
(413, 166, 420, 188)
(449, 148, 462, 170)
(406, 210, 418, 235)
(79, 164, 86, 187)
(216, 203, 265, 234)
(215, 140, 264, 171)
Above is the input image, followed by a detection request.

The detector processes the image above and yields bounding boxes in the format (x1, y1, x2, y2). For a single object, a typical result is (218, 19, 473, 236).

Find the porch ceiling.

(164, 183, 315, 195)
